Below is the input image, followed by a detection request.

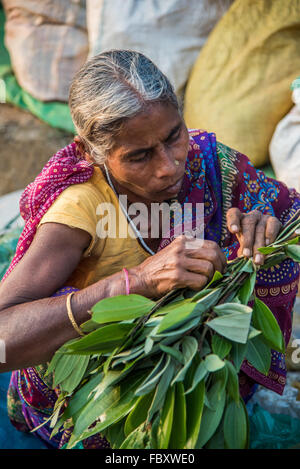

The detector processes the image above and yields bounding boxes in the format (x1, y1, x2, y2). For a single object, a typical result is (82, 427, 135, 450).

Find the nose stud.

(174, 160, 180, 166)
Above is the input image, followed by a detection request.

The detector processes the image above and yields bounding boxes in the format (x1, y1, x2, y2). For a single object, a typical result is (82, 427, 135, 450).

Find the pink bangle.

(123, 268, 130, 295)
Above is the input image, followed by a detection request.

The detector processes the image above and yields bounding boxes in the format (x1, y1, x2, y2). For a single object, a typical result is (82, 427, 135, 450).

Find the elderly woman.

(0, 50, 299, 449)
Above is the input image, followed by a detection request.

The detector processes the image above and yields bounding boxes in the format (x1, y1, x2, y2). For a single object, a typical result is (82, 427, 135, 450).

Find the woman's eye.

(129, 151, 150, 163)
(167, 128, 181, 143)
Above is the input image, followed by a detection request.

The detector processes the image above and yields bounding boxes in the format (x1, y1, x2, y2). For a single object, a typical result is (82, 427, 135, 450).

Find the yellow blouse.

(37, 166, 150, 289)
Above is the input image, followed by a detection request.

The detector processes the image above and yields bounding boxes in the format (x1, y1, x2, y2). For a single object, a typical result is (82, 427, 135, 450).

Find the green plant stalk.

(45, 212, 300, 449)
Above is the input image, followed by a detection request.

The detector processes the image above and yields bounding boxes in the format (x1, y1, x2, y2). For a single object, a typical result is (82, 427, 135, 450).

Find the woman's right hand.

(131, 235, 227, 298)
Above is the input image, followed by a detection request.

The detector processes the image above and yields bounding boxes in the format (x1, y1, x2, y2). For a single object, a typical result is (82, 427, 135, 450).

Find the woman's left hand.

(226, 208, 282, 265)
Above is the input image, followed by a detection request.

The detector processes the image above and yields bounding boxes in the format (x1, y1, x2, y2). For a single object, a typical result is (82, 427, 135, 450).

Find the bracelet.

(66, 292, 85, 337)
(123, 268, 130, 295)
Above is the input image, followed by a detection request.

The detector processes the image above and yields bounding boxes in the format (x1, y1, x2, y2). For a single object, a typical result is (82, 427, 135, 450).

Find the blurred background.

(0, 0, 300, 450)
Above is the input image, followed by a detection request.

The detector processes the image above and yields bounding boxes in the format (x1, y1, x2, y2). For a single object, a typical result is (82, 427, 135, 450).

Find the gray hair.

(69, 49, 180, 164)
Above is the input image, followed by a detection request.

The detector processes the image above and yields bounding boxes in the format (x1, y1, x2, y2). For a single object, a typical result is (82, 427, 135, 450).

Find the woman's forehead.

(111, 102, 183, 154)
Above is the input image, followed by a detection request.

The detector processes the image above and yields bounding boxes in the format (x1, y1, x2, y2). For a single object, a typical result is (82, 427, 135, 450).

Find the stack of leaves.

(44, 212, 300, 449)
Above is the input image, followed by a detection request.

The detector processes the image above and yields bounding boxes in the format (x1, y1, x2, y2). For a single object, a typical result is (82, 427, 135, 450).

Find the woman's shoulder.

(53, 166, 110, 206)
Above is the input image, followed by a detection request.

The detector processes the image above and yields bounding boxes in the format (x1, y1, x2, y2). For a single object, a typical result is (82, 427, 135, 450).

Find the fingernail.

(255, 254, 262, 264)
(265, 238, 270, 245)
(295, 229, 300, 235)
(231, 224, 239, 233)
(243, 248, 251, 257)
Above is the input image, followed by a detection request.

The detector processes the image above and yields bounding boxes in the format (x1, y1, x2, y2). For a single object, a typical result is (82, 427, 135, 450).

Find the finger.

(265, 216, 282, 245)
(238, 211, 261, 257)
(185, 239, 227, 267)
(185, 245, 226, 273)
(226, 207, 242, 234)
(179, 270, 209, 291)
(185, 258, 215, 280)
(252, 216, 268, 265)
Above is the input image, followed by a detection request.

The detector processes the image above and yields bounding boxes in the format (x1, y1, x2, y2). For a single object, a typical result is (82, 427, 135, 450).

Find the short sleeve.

(37, 183, 103, 257)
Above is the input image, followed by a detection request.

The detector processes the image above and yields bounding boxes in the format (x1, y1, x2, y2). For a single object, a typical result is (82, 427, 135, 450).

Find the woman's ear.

(74, 135, 94, 164)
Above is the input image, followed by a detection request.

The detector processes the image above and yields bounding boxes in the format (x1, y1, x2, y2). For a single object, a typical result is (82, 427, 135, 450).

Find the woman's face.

(105, 102, 190, 204)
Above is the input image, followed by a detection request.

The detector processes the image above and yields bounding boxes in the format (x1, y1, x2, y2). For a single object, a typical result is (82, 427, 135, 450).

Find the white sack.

(2, 0, 88, 102)
(86, 0, 233, 97)
(269, 88, 300, 192)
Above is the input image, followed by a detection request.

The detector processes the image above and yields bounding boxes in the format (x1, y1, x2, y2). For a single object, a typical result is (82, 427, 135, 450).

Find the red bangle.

(123, 268, 130, 295)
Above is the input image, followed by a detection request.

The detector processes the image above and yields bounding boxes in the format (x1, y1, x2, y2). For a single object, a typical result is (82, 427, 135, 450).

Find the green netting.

(0, 5, 75, 134)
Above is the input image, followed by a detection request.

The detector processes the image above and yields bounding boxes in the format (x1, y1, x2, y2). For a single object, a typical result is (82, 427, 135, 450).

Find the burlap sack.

(184, 0, 300, 167)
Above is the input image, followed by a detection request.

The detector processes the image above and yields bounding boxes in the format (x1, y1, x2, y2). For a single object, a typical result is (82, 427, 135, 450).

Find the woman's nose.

(154, 144, 177, 179)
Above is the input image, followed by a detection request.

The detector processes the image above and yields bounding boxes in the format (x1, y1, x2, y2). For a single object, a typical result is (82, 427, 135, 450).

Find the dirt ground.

(0, 103, 73, 196)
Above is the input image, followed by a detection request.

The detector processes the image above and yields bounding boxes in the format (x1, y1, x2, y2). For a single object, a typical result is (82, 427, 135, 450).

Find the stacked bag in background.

(269, 77, 300, 192)
(184, 0, 300, 168)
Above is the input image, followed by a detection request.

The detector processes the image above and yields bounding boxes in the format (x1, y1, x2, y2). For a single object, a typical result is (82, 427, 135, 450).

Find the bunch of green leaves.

(44, 211, 300, 449)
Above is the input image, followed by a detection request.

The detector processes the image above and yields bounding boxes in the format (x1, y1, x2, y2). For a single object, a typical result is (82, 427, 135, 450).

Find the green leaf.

(286, 236, 300, 245)
(240, 259, 254, 273)
(91, 294, 155, 323)
(252, 297, 285, 353)
(66, 323, 134, 354)
(225, 360, 240, 404)
(276, 218, 300, 242)
(171, 336, 199, 385)
(52, 354, 82, 387)
(223, 398, 248, 449)
(206, 271, 223, 288)
(63, 372, 104, 422)
(204, 354, 225, 372)
(185, 379, 205, 449)
(155, 317, 200, 338)
(238, 271, 256, 305)
(168, 382, 187, 449)
(207, 310, 252, 344)
(185, 359, 208, 395)
(259, 253, 286, 270)
(248, 326, 262, 340)
(80, 319, 102, 333)
(230, 342, 248, 372)
(147, 357, 176, 421)
(285, 244, 300, 262)
(68, 372, 144, 447)
(103, 417, 126, 449)
(159, 344, 185, 364)
(135, 354, 168, 396)
(213, 303, 252, 315)
(194, 288, 223, 310)
(157, 387, 175, 449)
(196, 379, 226, 448)
(119, 423, 148, 449)
(124, 392, 154, 437)
(189, 288, 213, 302)
(245, 335, 271, 375)
(60, 355, 90, 394)
(258, 246, 279, 254)
(211, 334, 232, 359)
(156, 303, 196, 333)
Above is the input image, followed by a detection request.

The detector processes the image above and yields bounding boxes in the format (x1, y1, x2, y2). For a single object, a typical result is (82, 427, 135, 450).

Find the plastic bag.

(248, 403, 300, 449)
(2, 0, 88, 102)
(269, 77, 300, 192)
(86, 0, 233, 98)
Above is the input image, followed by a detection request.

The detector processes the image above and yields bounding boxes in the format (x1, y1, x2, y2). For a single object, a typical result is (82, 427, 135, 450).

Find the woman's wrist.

(126, 267, 151, 298)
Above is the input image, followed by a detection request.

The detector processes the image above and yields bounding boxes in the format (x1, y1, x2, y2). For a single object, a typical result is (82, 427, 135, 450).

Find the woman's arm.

(0, 222, 227, 372)
(0, 222, 136, 372)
